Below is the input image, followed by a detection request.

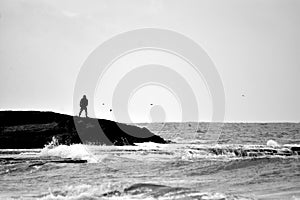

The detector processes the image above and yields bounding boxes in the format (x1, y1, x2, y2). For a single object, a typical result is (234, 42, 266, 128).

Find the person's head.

(83, 95, 86, 99)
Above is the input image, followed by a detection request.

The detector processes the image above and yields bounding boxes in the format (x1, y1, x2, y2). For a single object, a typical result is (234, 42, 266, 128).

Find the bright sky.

(0, 0, 299, 122)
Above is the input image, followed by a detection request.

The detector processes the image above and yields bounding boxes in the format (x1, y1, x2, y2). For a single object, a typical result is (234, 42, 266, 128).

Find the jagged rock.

(0, 111, 168, 148)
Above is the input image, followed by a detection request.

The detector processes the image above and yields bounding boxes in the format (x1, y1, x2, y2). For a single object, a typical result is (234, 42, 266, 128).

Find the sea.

(0, 122, 300, 200)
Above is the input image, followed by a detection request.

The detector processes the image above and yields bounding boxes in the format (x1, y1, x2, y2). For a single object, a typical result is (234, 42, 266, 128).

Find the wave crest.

(40, 144, 98, 163)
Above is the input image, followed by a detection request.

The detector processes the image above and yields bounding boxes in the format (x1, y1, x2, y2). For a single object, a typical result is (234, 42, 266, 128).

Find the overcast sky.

(0, 0, 299, 122)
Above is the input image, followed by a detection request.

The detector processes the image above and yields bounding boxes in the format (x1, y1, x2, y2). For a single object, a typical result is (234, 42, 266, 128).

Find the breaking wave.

(36, 183, 255, 200)
(40, 144, 98, 163)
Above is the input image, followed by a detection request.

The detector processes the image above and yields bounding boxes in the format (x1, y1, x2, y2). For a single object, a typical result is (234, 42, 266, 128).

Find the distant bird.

(150, 104, 153, 106)
(110, 109, 112, 112)
(242, 94, 245, 97)
(102, 103, 105, 105)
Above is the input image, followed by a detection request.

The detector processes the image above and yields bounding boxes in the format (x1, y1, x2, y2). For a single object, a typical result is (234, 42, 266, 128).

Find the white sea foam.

(40, 144, 98, 163)
(38, 183, 125, 200)
(134, 142, 167, 149)
(267, 139, 280, 147)
(39, 184, 98, 200)
(37, 184, 251, 200)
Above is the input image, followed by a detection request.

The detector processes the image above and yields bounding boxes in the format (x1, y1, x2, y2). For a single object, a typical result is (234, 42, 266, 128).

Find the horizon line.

(1, 109, 299, 124)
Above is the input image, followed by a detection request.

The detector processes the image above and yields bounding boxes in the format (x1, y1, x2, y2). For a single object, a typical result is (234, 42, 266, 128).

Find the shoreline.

(0, 111, 168, 149)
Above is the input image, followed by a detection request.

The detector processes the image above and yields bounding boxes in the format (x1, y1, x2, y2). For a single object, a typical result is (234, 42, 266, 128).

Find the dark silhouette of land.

(0, 111, 299, 156)
(0, 111, 168, 149)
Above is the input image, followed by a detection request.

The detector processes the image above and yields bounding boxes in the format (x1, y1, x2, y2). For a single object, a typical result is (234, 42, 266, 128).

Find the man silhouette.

(79, 95, 88, 117)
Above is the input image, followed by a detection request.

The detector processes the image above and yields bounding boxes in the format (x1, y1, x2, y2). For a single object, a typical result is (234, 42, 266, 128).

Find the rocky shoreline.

(0, 111, 168, 148)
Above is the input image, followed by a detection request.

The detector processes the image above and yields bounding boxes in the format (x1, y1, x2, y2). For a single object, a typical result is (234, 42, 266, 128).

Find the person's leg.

(79, 108, 83, 117)
(84, 107, 88, 117)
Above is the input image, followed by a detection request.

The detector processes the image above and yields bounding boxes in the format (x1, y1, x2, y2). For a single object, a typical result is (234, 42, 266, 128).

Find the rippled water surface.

(0, 122, 300, 200)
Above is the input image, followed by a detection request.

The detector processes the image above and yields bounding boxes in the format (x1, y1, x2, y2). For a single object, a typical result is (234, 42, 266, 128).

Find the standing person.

(79, 95, 88, 117)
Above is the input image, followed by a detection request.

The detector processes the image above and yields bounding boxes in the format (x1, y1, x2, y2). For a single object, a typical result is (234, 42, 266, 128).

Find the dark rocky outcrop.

(0, 111, 168, 149)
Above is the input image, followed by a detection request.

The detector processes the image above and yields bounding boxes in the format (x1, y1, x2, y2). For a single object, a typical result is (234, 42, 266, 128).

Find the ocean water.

(0, 122, 300, 200)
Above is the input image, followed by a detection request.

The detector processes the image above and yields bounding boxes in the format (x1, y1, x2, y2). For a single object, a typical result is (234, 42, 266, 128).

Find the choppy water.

(0, 122, 300, 200)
